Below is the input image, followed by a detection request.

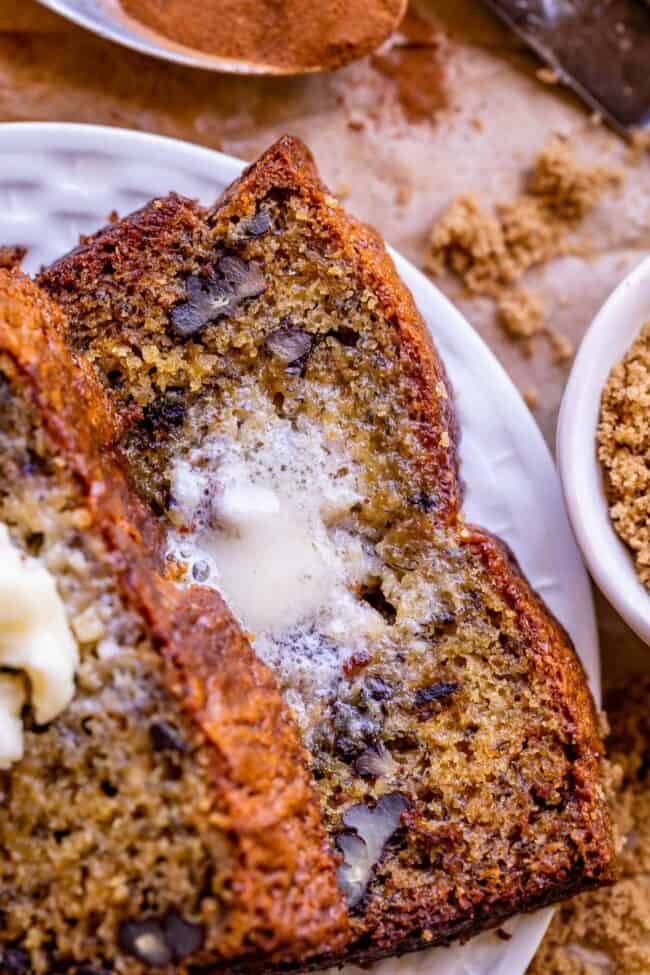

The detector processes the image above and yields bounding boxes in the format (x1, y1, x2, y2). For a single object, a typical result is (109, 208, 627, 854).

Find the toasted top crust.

(0, 268, 348, 967)
(215, 137, 462, 528)
(41, 142, 460, 530)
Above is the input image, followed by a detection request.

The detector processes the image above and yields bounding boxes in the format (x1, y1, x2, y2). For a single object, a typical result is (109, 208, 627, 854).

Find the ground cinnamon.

(120, 0, 406, 72)
(371, 7, 448, 123)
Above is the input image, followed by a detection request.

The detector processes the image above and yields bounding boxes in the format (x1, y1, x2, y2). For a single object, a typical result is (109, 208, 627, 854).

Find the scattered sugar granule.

(536, 67, 559, 85)
(497, 287, 545, 341)
(427, 138, 616, 368)
(522, 386, 540, 410)
(428, 138, 620, 298)
(547, 329, 574, 364)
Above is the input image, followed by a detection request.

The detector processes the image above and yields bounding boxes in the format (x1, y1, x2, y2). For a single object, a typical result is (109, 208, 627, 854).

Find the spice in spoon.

(120, 0, 407, 72)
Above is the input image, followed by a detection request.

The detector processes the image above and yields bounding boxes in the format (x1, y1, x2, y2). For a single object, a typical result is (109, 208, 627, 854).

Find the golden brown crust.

(0, 268, 348, 967)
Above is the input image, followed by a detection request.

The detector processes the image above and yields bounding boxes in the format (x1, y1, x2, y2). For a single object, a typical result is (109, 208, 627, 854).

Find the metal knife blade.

(482, 0, 650, 135)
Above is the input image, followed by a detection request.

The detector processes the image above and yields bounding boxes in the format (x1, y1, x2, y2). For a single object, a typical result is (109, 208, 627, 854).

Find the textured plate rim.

(0, 120, 600, 975)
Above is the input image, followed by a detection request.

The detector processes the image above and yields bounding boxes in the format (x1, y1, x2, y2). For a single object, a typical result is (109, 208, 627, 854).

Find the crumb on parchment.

(536, 67, 559, 85)
(597, 323, 650, 593)
(347, 113, 365, 131)
(496, 287, 574, 363)
(627, 129, 650, 166)
(428, 138, 620, 296)
(427, 138, 620, 367)
(497, 287, 545, 342)
(547, 328, 574, 364)
(396, 184, 413, 206)
(522, 386, 539, 410)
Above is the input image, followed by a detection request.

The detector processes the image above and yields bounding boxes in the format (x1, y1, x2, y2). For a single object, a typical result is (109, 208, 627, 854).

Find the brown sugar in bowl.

(557, 254, 650, 647)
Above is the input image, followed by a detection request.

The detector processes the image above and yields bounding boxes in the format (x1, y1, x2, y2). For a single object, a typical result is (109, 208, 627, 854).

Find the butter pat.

(0, 674, 26, 770)
(0, 524, 78, 768)
(168, 421, 368, 638)
(166, 405, 387, 740)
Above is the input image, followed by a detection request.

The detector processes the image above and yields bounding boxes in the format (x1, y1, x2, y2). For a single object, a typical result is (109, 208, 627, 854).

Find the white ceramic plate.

(558, 255, 650, 646)
(0, 122, 599, 975)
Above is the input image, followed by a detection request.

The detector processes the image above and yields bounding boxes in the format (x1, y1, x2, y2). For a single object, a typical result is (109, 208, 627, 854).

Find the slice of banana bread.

(0, 270, 348, 974)
(40, 136, 616, 968)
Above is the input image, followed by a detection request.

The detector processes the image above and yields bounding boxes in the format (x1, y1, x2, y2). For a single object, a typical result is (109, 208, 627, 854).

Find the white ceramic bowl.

(558, 255, 650, 646)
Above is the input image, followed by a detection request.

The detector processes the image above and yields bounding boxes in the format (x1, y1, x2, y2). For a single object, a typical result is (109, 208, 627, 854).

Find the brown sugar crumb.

(347, 113, 366, 131)
(597, 324, 650, 592)
(627, 129, 650, 166)
(547, 328, 574, 364)
(396, 184, 413, 206)
(496, 288, 574, 364)
(0, 245, 27, 270)
(428, 138, 620, 297)
(536, 67, 559, 85)
(528, 139, 619, 223)
(428, 139, 617, 367)
(497, 287, 545, 345)
(370, 7, 448, 125)
(529, 677, 650, 975)
(427, 188, 561, 296)
(522, 386, 540, 410)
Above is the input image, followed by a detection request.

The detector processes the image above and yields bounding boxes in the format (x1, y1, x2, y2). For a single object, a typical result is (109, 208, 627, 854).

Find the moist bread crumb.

(597, 323, 650, 593)
(529, 677, 650, 975)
